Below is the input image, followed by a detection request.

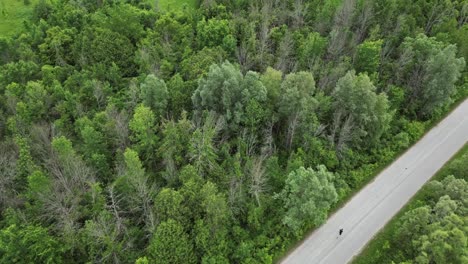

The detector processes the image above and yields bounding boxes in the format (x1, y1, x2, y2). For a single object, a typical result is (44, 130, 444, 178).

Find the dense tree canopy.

(0, 0, 466, 263)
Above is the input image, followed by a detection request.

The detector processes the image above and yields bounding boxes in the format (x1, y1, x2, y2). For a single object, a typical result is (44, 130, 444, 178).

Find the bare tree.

(327, 0, 356, 60)
(333, 0, 356, 28)
(106, 105, 129, 150)
(29, 122, 55, 163)
(241, 128, 258, 157)
(353, 0, 374, 44)
(458, 3, 468, 28)
(34, 150, 96, 247)
(285, 112, 300, 150)
(336, 114, 353, 159)
(257, 0, 273, 67)
(249, 156, 268, 206)
(291, 0, 308, 28)
(425, 1, 455, 34)
(260, 119, 276, 156)
(92, 80, 107, 109)
(276, 31, 296, 73)
(0, 142, 19, 212)
(107, 186, 126, 233)
(115, 151, 157, 235)
(228, 172, 244, 217)
(328, 111, 354, 159)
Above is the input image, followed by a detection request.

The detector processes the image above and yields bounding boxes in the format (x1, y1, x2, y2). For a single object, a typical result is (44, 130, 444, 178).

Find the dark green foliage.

(0, 0, 466, 263)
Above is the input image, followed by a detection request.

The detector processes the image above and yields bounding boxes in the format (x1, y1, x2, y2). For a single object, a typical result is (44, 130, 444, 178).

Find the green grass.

(352, 143, 468, 264)
(157, 0, 197, 11)
(0, 0, 36, 37)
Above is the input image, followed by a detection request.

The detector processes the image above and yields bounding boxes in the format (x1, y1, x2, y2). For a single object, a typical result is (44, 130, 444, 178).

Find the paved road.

(281, 99, 468, 264)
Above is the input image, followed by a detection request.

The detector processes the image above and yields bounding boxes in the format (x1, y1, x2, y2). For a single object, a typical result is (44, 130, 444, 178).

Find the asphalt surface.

(281, 99, 468, 264)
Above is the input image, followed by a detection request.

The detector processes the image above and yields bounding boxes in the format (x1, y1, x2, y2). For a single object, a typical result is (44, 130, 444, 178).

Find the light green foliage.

(0, 61, 40, 89)
(192, 61, 267, 131)
(154, 188, 186, 224)
(298, 32, 327, 70)
(39, 26, 76, 65)
(136, 12, 193, 76)
(135, 257, 149, 264)
(278, 165, 338, 235)
(196, 19, 235, 52)
(115, 148, 156, 233)
(75, 116, 112, 181)
(0, 224, 64, 263)
(14, 136, 34, 187)
(398, 34, 465, 117)
(354, 39, 383, 74)
(194, 181, 230, 260)
(123, 148, 145, 178)
(395, 195, 468, 264)
(167, 74, 191, 117)
(333, 71, 391, 148)
(148, 219, 196, 264)
(26, 170, 50, 201)
(158, 0, 197, 11)
(129, 104, 158, 162)
(140, 74, 168, 117)
(92, 4, 145, 43)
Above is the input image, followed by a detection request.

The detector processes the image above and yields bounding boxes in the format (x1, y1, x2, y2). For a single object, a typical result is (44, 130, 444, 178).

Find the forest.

(0, 0, 466, 263)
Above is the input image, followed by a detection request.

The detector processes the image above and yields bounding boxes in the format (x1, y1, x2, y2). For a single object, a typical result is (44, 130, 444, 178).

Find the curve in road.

(281, 99, 468, 264)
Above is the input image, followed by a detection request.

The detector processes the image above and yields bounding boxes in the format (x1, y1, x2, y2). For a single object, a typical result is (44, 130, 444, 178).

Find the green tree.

(85, 28, 136, 77)
(397, 34, 465, 117)
(194, 181, 230, 261)
(159, 114, 192, 185)
(278, 165, 338, 235)
(148, 219, 196, 264)
(188, 113, 220, 179)
(39, 26, 76, 66)
(354, 39, 383, 74)
(278, 71, 318, 149)
(298, 32, 327, 70)
(154, 188, 186, 225)
(140, 74, 168, 117)
(0, 224, 64, 263)
(332, 71, 391, 151)
(260, 67, 282, 110)
(196, 18, 235, 52)
(113, 148, 156, 236)
(129, 104, 158, 164)
(192, 61, 267, 132)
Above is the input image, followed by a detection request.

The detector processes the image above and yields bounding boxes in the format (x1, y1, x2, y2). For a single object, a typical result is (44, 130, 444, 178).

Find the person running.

(339, 228, 343, 236)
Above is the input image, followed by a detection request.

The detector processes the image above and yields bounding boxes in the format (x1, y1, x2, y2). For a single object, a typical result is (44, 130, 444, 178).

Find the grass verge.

(157, 0, 197, 11)
(0, 0, 36, 37)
